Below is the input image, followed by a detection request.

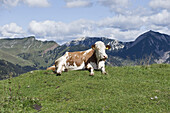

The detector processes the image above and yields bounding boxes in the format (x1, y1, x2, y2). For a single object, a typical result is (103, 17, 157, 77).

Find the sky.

(0, 0, 170, 44)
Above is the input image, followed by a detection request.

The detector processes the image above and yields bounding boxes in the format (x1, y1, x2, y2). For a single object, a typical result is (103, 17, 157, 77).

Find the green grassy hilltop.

(0, 64, 169, 112)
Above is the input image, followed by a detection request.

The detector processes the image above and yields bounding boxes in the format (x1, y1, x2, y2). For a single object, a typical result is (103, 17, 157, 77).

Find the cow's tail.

(46, 65, 56, 71)
(46, 65, 57, 74)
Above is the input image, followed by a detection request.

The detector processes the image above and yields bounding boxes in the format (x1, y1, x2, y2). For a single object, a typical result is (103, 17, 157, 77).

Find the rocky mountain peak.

(128, 30, 170, 49)
(64, 37, 124, 51)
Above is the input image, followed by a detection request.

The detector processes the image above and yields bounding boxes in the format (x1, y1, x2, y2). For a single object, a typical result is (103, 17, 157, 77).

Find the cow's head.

(92, 41, 111, 61)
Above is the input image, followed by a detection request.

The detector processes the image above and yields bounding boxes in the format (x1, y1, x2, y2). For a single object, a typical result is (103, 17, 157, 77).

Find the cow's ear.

(91, 45, 95, 50)
(106, 45, 111, 50)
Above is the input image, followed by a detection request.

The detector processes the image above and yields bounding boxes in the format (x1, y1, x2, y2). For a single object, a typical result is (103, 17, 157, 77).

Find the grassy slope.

(0, 50, 34, 66)
(0, 64, 169, 112)
(0, 37, 58, 68)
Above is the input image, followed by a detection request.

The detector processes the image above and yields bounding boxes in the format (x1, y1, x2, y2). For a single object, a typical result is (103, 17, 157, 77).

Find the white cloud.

(98, 0, 130, 14)
(28, 19, 96, 42)
(149, 0, 170, 11)
(27, 5, 170, 44)
(98, 15, 145, 30)
(149, 10, 170, 27)
(29, 20, 69, 39)
(0, 23, 26, 38)
(0, 0, 50, 7)
(64, 0, 92, 8)
(23, 0, 50, 7)
(2, 13, 170, 44)
(0, 0, 20, 7)
(28, 18, 146, 44)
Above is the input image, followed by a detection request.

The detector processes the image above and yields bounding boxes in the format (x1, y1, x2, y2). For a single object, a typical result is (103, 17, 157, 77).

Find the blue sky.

(0, 0, 170, 44)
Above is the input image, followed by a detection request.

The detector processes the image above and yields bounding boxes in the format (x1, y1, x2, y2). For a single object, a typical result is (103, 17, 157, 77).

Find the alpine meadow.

(0, 0, 170, 112)
(0, 30, 170, 112)
(0, 64, 169, 112)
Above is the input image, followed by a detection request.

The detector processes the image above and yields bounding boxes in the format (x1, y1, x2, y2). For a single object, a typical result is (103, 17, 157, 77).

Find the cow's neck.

(86, 49, 95, 59)
(85, 49, 98, 64)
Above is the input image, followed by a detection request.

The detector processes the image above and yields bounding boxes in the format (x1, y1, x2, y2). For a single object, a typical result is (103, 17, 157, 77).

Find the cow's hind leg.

(56, 65, 63, 76)
(55, 58, 65, 76)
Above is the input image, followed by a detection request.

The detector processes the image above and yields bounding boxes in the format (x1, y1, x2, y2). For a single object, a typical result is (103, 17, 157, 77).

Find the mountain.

(0, 30, 169, 80)
(65, 37, 124, 51)
(0, 36, 59, 68)
(44, 31, 170, 66)
(0, 59, 36, 80)
(1, 31, 169, 67)
(118, 30, 170, 64)
(0, 36, 59, 79)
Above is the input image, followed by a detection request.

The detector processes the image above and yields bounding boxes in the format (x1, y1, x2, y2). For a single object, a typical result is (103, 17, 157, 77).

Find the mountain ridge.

(64, 37, 125, 51)
(0, 30, 169, 79)
(118, 30, 170, 64)
(129, 30, 170, 49)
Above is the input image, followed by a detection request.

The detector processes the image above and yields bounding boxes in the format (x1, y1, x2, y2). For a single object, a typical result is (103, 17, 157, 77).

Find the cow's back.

(65, 49, 96, 70)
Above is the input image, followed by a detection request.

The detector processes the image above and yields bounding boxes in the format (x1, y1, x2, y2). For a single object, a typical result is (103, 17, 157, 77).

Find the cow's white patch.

(98, 61, 105, 69)
(83, 49, 92, 55)
(86, 63, 94, 75)
(82, 57, 85, 60)
(67, 62, 85, 70)
(77, 62, 85, 70)
(98, 60, 106, 74)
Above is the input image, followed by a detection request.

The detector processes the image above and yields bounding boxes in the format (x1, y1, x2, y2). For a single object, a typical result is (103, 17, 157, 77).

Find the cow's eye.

(96, 47, 99, 50)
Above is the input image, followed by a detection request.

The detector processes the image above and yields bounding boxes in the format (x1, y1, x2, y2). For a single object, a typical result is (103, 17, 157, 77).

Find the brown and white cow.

(47, 41, 111, 76)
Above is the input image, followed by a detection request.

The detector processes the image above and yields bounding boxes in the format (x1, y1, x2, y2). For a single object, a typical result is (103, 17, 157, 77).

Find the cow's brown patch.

(66, 49, 96, 67)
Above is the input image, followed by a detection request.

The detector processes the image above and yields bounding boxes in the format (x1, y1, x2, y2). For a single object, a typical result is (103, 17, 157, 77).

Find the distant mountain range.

(49, 30, 170, 65)
(117, 30, 170, 64)
(0, 30, 169, 79)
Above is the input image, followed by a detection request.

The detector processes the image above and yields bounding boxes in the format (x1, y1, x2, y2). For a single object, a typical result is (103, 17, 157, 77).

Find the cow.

(47, 41, 111, 76)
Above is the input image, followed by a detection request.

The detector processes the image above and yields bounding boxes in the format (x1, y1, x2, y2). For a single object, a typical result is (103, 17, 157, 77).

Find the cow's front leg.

(101, 66, 107, 74)
(86, 63, 94, 76)
(98, 61, 107, 75)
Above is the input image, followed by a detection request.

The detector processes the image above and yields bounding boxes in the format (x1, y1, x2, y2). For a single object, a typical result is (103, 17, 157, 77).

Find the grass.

(0, 50, 34, 67)
(0, 64, 169, 112)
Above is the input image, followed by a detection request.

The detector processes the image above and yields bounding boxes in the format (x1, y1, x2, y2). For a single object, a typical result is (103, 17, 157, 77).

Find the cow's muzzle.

(99, 55, 108, 61)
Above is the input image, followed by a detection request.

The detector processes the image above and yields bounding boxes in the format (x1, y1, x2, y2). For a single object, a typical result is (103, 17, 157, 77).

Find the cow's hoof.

(64, 69, 68, 72)
(102, 72, 107, 75)
(89, 73, 94, 76)
(56, 73, 61, 76)
(53, 71, 57, 74)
